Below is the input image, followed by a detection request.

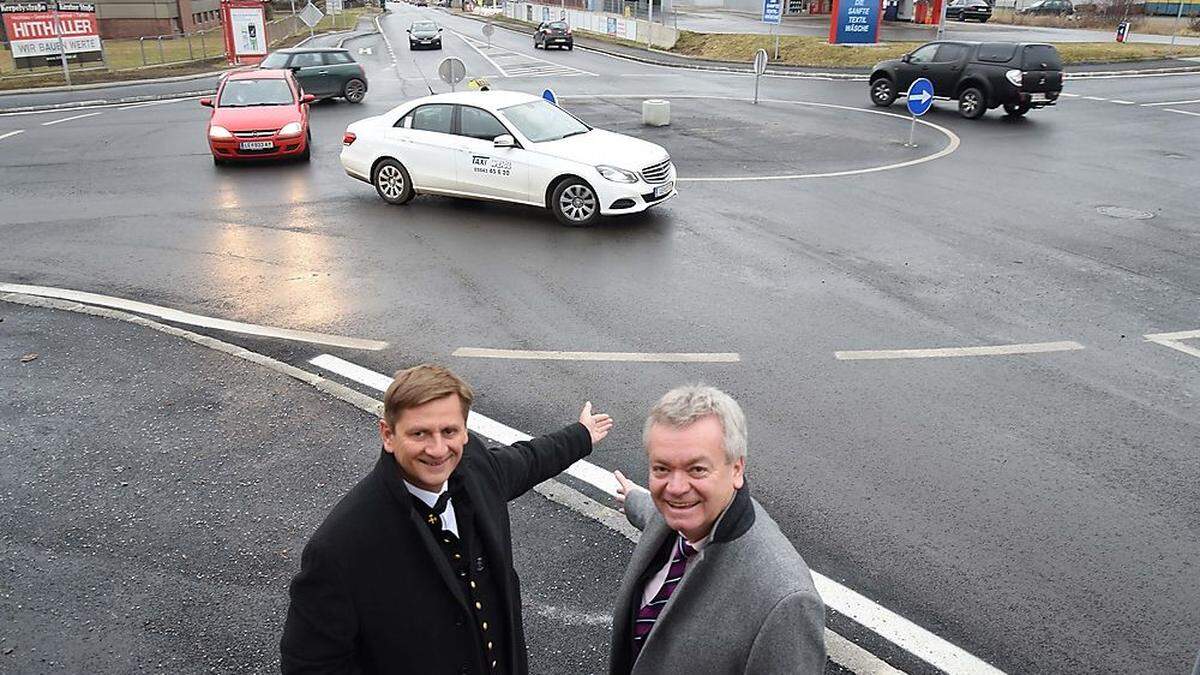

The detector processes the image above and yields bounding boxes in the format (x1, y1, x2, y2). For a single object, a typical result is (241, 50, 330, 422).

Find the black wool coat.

(280, 423, 593, 675)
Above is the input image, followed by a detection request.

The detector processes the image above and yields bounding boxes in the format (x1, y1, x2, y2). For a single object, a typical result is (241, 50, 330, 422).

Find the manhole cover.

(1096, 206, 1155, 220)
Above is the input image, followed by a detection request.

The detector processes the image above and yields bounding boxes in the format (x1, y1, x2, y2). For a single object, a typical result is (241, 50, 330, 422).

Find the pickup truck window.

(909, 44, 938, 64)
(935, 44, 968, 62)
(1023, 45, 1063, 70)
(977, 42, 1017, 63)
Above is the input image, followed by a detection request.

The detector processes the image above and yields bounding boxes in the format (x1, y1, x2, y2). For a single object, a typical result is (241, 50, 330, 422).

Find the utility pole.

(51, 2, 71, 87)
(935, 0, 948, 39)
(1171, 0, 1185, 46)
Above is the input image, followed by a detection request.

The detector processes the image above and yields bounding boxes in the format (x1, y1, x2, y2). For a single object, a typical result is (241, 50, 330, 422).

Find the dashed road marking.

(311, 351, 1008, 675)
(1140, 98, 1200, 107)
(1060, 92, 1080, 97)
(451, 347, 740, 363)
(118, 98, 192, 111)
(1164, 108, 1200, 118)
(41, 111, 102, 126)
(1081, 96, 1107, 101)
(0, 129, 24, 141)
(0, 283, 388, 350)
(835, 340, 1085, 361)
(1110, 99, 1135, 105)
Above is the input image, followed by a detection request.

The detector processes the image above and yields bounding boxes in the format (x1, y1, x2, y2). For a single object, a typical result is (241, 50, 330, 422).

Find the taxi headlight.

(596, 165, 638, 183)
(279, 122, 304, 137)
(208, 125, 233, 140)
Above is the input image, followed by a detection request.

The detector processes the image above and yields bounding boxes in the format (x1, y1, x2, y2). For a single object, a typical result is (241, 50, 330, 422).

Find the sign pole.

(935, 0, 947, 39)
(51, 2, 72, 87)
(646, 0, 653, 48)
(907, 115, 916, 147)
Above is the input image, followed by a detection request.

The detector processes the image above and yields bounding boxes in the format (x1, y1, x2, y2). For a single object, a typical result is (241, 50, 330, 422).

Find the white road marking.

(1081, 96, 1107, 101)
(1139, 98, 1200, 107)
(559, 94, 960, 184)
(41, 111, 103, 126)
(309, 352, 1008, 675)
(452, 347, 740, 363)
(0, 94, 210, 118)
(118, 98, 191, 111)
(835, 340, 1085, 361)
(1164, 108, 1200, 118)
(1060, 92, 1080, 97)
(0, 283, 388, 350)
(1144, 329, 1200, 360)
(0, 129, 24, 141)
(451, 29, 597, 78)
(1110, 99, 1135, 105)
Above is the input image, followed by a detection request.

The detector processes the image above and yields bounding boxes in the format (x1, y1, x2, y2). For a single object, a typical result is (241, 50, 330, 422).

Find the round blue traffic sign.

(906, 78, 934, 117)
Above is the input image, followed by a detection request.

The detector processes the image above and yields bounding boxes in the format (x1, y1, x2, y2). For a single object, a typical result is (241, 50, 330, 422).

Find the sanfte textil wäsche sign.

(828, 0, 879, 44)
(0, 2, 102, 68)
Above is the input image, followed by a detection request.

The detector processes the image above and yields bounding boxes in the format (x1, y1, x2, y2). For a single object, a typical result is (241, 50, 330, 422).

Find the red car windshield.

(218, 79, 295, 107)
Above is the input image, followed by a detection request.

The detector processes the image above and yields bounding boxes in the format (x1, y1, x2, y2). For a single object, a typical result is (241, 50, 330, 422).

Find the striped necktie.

(631, 535, 697, 661)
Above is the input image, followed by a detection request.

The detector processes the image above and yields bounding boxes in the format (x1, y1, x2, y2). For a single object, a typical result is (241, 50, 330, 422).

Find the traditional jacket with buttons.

(281, 423, 594, 675)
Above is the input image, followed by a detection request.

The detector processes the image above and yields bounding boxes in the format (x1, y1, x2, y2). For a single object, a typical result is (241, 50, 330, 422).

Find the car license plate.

(653, 182, 673, 198)
(239, 141, 273, 150)
(1031, 93, 1049, 102)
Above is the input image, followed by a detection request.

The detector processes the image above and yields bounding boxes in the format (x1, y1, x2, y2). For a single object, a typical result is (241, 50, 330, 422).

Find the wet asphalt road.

(2, 3, 1200, 673)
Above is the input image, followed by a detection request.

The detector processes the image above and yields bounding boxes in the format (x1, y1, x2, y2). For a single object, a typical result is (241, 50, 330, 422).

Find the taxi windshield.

(219, 79, 295, 107)
(499, 100, 590, 143)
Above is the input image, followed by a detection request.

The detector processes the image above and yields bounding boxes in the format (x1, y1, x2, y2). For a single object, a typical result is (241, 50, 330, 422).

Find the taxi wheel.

(551, 178, 599, 227)
(869, 78, 895, 107)
(344, 79, 367, 104)
(373, 159, 414, 205)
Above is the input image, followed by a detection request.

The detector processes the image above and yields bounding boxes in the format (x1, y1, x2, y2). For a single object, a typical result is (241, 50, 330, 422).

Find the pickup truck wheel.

(870, 78, 896, 107)
(958, 87, 986, 119)
(1003, 102, 1030, 117)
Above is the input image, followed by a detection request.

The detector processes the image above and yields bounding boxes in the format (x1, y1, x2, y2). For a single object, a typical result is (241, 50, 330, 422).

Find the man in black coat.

(281, 364, 613, 674)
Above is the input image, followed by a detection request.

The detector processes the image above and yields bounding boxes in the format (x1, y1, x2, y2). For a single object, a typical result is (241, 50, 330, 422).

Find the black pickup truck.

(869, 42, 1063, 119)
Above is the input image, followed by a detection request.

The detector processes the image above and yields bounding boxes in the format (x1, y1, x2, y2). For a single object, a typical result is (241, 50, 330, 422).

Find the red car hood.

(210, 104, 301, 131)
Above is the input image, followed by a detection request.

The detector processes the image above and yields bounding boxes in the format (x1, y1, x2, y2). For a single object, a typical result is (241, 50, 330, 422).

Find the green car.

(259, 48, 369, 103)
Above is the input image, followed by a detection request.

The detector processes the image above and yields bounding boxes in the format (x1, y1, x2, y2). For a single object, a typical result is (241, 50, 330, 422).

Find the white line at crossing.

(450, 28, 596, 78)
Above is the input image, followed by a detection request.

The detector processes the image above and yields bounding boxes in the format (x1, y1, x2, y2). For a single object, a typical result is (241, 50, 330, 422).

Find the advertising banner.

(1, 2, 102, 67)
(228, 6, 265, 56)
(829, 0, 878, 43)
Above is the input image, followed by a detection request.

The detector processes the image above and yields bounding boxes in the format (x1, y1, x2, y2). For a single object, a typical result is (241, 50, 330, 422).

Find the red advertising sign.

(1, 2, 101, 62)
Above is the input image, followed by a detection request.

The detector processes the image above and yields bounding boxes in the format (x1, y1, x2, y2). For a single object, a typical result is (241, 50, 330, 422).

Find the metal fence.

(134, 15, 312, 67)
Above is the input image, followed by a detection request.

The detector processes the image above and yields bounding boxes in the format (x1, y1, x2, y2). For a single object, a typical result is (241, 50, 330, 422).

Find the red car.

(201, 69, 314, 165)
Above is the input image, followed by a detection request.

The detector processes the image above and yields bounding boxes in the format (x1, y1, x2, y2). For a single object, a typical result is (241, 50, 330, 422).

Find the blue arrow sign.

(906, 78, 934, 117)
(542, 88, 557, 105)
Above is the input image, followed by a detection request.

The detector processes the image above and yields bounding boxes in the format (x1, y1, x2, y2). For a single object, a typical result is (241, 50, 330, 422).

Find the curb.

(447, 9, 1200, 80)
(0, 28, 376, 114)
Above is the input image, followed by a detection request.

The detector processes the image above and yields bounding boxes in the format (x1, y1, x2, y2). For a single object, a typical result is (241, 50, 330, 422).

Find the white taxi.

(339, 90, 676, 226)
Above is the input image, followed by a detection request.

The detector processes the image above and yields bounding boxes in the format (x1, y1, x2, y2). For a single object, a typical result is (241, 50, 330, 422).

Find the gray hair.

(642, 384, 748, 463)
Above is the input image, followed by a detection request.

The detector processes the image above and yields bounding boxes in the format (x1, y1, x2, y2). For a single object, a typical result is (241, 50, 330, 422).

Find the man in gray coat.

(610, 385, 827, 675)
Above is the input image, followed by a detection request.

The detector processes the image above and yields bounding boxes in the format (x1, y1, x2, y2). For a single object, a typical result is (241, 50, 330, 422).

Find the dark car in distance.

(259, 48, 368, 103)
(1018, 0, 1074, 15)
(534, 20, 573, 49)
(869, 41, 1063, 119)
(946, 0, 992, 21)
(408, 20, 442, 49)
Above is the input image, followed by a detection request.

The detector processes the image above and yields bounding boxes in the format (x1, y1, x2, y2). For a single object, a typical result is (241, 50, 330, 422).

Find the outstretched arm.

(491, 402, 614, 501)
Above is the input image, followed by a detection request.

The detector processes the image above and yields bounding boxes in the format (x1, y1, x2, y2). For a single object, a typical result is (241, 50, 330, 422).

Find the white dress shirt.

(404, 480, 459, 538)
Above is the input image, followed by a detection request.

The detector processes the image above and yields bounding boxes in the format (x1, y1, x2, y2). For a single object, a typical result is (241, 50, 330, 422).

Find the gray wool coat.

(608, 486, 827, 675)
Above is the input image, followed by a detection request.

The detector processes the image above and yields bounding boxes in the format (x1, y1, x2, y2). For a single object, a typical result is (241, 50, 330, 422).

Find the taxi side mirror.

(493, 134, 516, 148)
(301, 94, 316, 104)
(200, 98, 213, 107)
